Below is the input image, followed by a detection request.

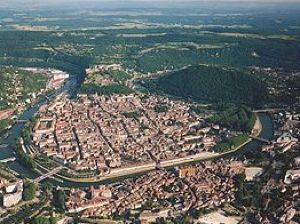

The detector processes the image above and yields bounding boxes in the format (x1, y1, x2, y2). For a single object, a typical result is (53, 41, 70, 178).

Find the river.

(0, 76, 78, 178)
(0, 77, 274, 188)
(48, 113, 274, 188)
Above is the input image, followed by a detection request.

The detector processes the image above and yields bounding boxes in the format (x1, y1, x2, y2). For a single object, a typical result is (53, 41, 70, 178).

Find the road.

(34, 166, 63, 183)
(0, 69, 274, 188)
(0, 75, 78, 179)
(52, 138, 254, 184)
(50, 112, 264, 184)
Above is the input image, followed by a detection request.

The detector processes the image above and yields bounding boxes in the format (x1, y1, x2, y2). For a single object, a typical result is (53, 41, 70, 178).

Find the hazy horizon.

(2, 0, 300, 11)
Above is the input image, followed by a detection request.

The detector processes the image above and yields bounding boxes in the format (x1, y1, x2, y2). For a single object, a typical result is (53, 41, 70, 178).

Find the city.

(0, 0, 299, 224)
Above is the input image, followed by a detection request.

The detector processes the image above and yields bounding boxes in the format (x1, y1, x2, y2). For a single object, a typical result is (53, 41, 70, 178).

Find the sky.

(1, 0, 300, 10)
(3, 0, 300, 4)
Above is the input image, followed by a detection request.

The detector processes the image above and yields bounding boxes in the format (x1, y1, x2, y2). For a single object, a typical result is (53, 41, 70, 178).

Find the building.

(0, 180, 23, 208)
(178, 167, 198, 178)
(284, 170, 300, 184)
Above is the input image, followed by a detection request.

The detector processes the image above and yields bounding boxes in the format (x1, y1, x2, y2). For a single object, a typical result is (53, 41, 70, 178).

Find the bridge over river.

(0, 144, 8, 149)
(0, 157, 16, 163)
(0, 76, 78, 181)
(250, 135, 271, 144)
(34, 166, 63, 183)
(0, 73, 274, 188)
(253, 108, 283, 113)
(0, 112, 274, 188)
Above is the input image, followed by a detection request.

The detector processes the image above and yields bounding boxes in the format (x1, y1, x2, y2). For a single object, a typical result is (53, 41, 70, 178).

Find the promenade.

(49, 113, 263, 184)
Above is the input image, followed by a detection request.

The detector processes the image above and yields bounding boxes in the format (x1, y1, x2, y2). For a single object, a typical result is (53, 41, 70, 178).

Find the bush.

(210, 104, 255, 132)
(30, 216, 56, 224)
(53, 189, 66, 212)
(23, 181, 36, 201)
(154, 104, 169, 113)
(15, 142, 37, 170)
(0, 119, 10, 132)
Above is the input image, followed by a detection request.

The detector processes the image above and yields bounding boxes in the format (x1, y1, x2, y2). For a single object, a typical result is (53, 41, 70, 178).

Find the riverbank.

(0, 76, 78, 179)
(1, 72, 272, 189)
(47, 113, 263, 184)
(251, 112, 263, 137)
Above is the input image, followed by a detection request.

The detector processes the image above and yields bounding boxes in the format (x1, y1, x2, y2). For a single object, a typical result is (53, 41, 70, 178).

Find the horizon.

(2, 0, 300, 11)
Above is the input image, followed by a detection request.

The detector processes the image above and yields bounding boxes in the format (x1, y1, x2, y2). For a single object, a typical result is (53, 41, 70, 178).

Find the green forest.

(79, 83, 134, 95)
(209, 104, 256, 132)
(0, 68, 48, 109)
(153, 65, 268, 106)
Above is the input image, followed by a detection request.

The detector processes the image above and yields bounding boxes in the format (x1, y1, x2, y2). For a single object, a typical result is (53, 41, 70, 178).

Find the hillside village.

(0, 68, 69, 133)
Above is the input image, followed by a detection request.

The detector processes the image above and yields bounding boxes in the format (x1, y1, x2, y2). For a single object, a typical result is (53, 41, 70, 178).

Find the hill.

(155, 65, 268, 106)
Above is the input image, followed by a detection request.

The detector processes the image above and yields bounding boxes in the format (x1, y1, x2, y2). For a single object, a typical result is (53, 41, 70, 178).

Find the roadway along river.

(0, 76, 274, 188)
(47, 112, 274, 188)
(0, 76, 78, 179)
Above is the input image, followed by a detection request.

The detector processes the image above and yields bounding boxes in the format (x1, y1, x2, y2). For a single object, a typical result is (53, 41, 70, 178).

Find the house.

(276, 132, 298, 145)
(0, 180, 23, 208)
(284, 170, 300, 184)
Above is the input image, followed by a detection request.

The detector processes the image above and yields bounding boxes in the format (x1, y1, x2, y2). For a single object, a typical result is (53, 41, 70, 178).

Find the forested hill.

(155, 65, 268, 106)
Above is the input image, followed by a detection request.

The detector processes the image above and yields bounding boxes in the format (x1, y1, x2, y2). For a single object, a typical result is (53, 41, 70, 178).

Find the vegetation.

(209, 104, 256, 132)
(41, 181, 54, 196)
(154, 104, 169, 113)
(153, 65, 267, 106)
(106, 70, 131, 82)
(0, 68, 48, 108)
(23, 181, 36, 201)
(79, 83, 134, 95)
(21, 121, 35, 145)
(123, 111, 141, 119)
(234, 172, 246, 206)
(53, 189, 66, 212)
(58, 167, 97, 179)
(234, 172, 263, 208)
(0, 162, 16, 181)
(0, 119, 10, 133)
(30, 216, 56, 224)
(214, 134, 249, 153)
(190, 207, 216, 219)
(35, 155, 59, 170)
(190, 105, 212, 114)
(2, 200, 47, 224)
(15, 142, 37, 170)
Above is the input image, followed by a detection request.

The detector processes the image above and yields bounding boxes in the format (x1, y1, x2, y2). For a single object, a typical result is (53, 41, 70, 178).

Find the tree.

(30, 216, 56, 224)
(234, 172, 246, 206)
(15, 142, 37, 170)
(209, 104, 255, 132)
(156, 65, 267, 106)
(23, 181, 36, 201)
(53, 189, 65, 212)
(41, 181, 54, 196)
(49, 217, 57, 224)
(0, 119, 10, 132)
(73, 215, 80, 224)
(79, 83, 134, 95)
